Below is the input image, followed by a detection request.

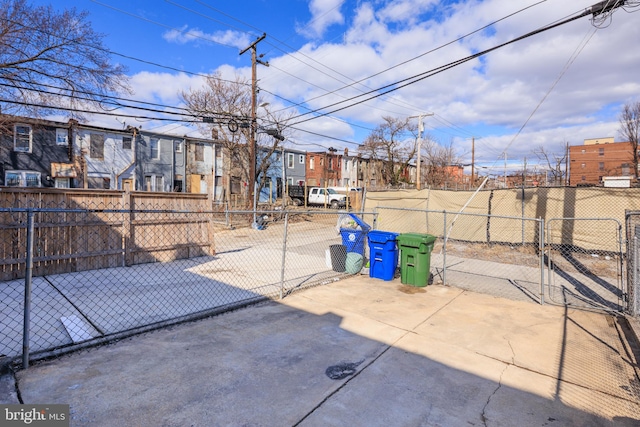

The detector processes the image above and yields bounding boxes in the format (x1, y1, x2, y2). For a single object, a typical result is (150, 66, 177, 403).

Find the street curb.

(0, 357, 20, 404)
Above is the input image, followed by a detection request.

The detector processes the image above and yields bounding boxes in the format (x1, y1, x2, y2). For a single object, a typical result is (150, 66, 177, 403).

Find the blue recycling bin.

(368, 230, 399, 281)
(339, 214, 371, 255)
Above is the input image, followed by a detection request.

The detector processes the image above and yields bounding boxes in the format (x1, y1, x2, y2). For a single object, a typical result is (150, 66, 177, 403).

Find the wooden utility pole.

(240, 33, 267, 215)
(471, 136, 475, 187)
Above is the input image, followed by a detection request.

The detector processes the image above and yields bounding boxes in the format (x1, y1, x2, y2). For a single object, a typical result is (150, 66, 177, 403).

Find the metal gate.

(546, 218, 625, 313)
(625, 212, 640, 317)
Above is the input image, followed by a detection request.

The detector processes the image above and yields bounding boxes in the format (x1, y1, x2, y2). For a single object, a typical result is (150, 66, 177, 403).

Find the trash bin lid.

(397, 233, 437, 247)
(368, 230, 399, 243)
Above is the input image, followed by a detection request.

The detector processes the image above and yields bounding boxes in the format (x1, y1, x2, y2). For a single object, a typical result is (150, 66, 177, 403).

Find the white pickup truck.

(289, 186, 347, 208)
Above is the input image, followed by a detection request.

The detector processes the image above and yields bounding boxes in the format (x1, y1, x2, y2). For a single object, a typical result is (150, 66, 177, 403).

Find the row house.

(0, 115, 224, 200)
(306, 150, 342, 187)
(73, 122, 136, 190)
(0, 116, 75, 188)
(569, 137, 635, 186)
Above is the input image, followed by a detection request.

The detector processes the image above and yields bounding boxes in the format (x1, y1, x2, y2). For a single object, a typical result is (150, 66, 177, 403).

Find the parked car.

(287, 186, 347, 208)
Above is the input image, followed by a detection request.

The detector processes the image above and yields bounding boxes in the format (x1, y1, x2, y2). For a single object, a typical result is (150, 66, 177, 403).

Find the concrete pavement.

(4, 275, 640, 426)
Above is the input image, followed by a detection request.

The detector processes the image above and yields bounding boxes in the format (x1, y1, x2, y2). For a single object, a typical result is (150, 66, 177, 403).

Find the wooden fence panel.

(0, 188, 214, 281)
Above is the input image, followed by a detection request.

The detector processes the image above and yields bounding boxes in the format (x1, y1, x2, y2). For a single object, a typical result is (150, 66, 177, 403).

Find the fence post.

(225, 200, 230, 228)
(279, 212, 289, 300)
(633, 235, 638, 316)
(442, 210, 447, 286)
(22, 209, 35, 368)
(539, 218, 545, 305)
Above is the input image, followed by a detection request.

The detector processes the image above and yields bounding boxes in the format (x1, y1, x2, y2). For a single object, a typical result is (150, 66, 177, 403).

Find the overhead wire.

(284, 4, 615, 127)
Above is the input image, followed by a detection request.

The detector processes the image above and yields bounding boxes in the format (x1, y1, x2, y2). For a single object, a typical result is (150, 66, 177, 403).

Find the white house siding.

(75, 128, 135, 190)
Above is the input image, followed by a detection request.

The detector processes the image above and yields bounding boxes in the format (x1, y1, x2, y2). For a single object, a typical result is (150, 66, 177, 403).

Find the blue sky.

(31, 0, 640, 175)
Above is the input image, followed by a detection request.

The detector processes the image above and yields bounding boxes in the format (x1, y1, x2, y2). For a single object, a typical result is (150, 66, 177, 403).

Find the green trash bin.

(397, 233, 437, 287)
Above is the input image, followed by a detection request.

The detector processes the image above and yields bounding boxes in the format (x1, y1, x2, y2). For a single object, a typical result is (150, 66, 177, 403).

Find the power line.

(269, 1, 550, 117)
(285, 3, 619, 127)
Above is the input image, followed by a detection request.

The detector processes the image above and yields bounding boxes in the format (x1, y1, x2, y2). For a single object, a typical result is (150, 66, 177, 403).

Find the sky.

(30, 0, 640, 175)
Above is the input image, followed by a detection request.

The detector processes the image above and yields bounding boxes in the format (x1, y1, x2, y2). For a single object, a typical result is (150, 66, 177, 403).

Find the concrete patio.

(4, 275, 640, 426)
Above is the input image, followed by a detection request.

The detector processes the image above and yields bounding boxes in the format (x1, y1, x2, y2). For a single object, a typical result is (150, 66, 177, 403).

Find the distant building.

(569, 138, 634, 186)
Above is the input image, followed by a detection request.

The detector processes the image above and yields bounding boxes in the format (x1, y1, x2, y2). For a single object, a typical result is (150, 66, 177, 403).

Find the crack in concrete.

(481, 364, 508, 427)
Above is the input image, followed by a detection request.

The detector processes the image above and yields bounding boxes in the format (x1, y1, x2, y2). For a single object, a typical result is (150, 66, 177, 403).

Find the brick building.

(305, 150, 341, 187)
(569, 137, 635, 186)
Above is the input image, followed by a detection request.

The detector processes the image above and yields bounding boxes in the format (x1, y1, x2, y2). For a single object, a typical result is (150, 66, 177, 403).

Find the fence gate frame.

(625, 211, 640, 317)
(546, 217, 625, 314)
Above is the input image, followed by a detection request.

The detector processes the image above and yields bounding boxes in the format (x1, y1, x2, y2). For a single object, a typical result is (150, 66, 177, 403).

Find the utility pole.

(408, 112, 434, 190)
(503, 151, 507, 188)
(471, 136, 475, 188)
(240, 33, 268, 220)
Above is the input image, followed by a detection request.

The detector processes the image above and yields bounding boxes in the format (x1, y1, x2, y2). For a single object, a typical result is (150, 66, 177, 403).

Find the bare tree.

(533, 144, 567, 185)
(0, 0, 129, 122)
(619, 101, 640, 179)
(358, 116, 418, 186)
(180, 72, 289, 204)
(422, 138, 461, 188)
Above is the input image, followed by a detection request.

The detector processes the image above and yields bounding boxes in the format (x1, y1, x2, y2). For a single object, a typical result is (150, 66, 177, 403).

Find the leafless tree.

(619, 101, 640, 179)
(422, 139, 461, 188)
(533, 144, 567, 185)
(180, 72, 289, 204)
(358, 116, 418, 186)
(0, 0, 129, 123)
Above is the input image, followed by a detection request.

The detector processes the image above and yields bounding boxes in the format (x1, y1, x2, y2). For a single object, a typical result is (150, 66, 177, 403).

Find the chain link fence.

(374, 207, 545, 304)
(546, 218, 625, 312)
(1, 206, 378, 367)
(3, 203, 637, 367)
(626, 211, 640, 317)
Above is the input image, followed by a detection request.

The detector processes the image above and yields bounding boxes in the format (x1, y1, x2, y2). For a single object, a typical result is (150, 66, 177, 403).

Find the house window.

(90, 134, 104, 160)
(55, 178, 70, 188)
(599, 162, 604, 171)
(581, 176, 586, 181)
(287, 153, 294, 168)
(310, 156, 315, 170)
(622, 163, 630, 175)
(122, 136, 132, 150)
(599, 148, 604, 156)
(87, 177, 110, 189)
(175, 141, 183, 153)
(150, 138, 160, 160)
(14, 124, 32, 152)
(299, 155, 304, 164)
(144, 175, 164, 192)
(194, 143, 204, 162)
(5, 170, 41, 187)
(328, 158, 333, 170)
(581, 163, 586, 169)
(5, 171, 21, 186)
(174, 175, 184, 192)
(56, 128, 68, 145)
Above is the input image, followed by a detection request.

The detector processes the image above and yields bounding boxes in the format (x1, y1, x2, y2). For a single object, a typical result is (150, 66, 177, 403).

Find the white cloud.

(297, 0, 347, 38)
(115, 0, 640, 158)
(163, 25, 251, 49)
